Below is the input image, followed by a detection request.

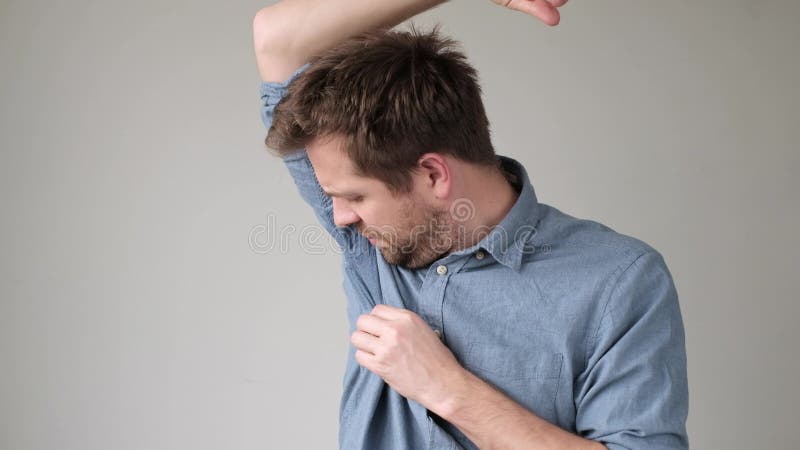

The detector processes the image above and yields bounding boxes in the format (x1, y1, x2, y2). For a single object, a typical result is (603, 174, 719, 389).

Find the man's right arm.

(252, 0, 448, 83)
(252, 0, 567, 80)
(252, 0, 450, 252)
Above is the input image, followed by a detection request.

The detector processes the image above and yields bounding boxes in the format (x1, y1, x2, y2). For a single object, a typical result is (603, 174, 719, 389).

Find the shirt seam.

(583, 249, 652, 367)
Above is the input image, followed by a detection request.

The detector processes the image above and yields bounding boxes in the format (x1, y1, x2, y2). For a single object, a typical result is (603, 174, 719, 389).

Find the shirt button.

(436, 265, 448, 276)
(475, 250, 485, 260)
(433, 329, 442, 339)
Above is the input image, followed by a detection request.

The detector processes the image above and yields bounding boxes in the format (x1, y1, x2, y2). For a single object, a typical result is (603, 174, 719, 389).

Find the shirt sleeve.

(258, 64, 363, 255)
(575, 250, 690, 450)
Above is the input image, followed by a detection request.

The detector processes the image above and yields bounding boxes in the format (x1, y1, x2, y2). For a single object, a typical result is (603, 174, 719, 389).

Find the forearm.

(433, 368, 605, 450)
(253, 0, 447, 81)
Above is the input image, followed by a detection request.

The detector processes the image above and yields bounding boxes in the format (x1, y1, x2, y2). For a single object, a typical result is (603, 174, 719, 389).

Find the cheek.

(360, 204, 398, 229)
(360, 207, 386, 226)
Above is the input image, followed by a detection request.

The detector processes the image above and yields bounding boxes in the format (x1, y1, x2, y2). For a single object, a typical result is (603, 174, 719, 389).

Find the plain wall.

(1, 0, 798, 449)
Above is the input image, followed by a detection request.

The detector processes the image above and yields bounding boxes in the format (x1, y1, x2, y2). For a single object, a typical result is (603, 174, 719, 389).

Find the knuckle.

(384, 326, 399, 341)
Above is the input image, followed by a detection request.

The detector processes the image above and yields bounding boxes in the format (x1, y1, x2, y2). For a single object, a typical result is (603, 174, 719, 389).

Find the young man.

(253, 1, 689, 448)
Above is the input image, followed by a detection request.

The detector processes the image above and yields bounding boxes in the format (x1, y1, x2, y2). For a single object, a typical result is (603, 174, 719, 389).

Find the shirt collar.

(450, 155, 541, 271)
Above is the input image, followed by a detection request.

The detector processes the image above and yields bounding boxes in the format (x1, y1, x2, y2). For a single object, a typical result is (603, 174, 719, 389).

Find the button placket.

(419, 256, 472, 347)
(418, 260, 455, 344)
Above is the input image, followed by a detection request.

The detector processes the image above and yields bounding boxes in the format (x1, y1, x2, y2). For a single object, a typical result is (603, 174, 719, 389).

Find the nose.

(332, 197, 360, 228)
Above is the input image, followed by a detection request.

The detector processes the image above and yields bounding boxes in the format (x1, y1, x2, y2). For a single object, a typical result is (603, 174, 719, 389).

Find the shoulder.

(517, 203, 672, 318)
(527, 202, 658, 273)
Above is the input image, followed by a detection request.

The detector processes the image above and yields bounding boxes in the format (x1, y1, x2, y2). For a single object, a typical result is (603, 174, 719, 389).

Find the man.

(253, 0, 689, 448)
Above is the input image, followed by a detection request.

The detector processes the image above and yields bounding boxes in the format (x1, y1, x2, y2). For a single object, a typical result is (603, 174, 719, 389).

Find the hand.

(350, 304, 465, 408)
(490, 0, 568, 26)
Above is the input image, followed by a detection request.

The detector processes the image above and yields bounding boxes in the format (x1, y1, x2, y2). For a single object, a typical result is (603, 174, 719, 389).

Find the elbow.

(252, 7, 272, 54)
(252, 7, 294, 57)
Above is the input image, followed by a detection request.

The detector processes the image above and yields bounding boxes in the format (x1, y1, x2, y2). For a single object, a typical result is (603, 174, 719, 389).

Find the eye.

(350, 195, 364, 203)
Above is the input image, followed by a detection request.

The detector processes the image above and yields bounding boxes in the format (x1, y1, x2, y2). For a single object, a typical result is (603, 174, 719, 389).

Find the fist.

(350, 304, 465, 407)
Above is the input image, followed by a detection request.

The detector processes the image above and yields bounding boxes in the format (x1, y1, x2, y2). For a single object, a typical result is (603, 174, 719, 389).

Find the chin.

(378, 247, 444, 270)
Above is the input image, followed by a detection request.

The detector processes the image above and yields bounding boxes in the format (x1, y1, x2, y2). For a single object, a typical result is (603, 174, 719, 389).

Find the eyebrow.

(322, 188, 360, 198)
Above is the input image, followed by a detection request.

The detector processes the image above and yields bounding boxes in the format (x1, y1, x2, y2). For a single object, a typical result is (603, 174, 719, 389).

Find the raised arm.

(252, 0, 452, 254)
(252, 0, 568, 83)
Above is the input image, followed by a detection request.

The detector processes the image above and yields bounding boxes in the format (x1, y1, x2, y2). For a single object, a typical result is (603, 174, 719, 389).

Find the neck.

(450, 164, 519, 251)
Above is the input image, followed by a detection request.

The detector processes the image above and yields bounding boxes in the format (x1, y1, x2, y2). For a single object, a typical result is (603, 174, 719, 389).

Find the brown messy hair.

(265, 23, 499, 194)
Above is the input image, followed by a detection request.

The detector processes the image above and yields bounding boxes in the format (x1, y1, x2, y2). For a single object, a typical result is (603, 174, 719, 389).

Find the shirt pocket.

(461, 342, 563, 421)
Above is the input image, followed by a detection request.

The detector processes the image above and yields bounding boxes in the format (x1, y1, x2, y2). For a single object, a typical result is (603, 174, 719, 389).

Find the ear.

(416, 153, 451, 200)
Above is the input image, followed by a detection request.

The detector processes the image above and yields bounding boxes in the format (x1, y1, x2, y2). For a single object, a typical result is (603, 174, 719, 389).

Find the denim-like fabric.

(258, 64, 689, 450)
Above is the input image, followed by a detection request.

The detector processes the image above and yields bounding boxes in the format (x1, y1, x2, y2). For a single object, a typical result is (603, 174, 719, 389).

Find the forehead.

(305, 135, 384, 194)
(306, 135, 355, 178)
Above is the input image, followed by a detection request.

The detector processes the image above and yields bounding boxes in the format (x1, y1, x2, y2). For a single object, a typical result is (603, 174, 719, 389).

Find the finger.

(547, 0, 568, 8)
(356, 312, 388, 337)
(350, 329, 381, 355)
(514, 0, 561, 26)
(354, 349, 377, 370)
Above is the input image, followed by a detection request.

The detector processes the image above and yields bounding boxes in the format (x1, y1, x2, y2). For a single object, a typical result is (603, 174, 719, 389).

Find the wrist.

(426, 365, 479, 421)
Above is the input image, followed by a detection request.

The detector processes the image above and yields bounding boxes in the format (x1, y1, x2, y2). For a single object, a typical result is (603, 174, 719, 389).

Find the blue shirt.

(259, 63, 689, 450)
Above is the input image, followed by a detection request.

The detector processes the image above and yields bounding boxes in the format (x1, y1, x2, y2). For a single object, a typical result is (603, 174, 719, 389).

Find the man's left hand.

(350, 304, 465, 408)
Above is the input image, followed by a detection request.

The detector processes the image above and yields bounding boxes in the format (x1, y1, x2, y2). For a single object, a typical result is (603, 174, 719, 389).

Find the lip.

(364, 234, 381, 246)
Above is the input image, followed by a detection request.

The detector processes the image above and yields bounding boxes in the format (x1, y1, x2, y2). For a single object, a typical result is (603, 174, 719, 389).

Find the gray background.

(1, 0, 798, 449)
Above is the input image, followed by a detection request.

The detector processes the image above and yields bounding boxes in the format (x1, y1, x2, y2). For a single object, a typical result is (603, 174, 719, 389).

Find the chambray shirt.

(259, 64, 689, 450)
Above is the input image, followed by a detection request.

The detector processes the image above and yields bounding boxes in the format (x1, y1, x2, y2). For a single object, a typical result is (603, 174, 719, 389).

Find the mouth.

(362, 233, 381, 246)
(359, 227, 382, 246)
